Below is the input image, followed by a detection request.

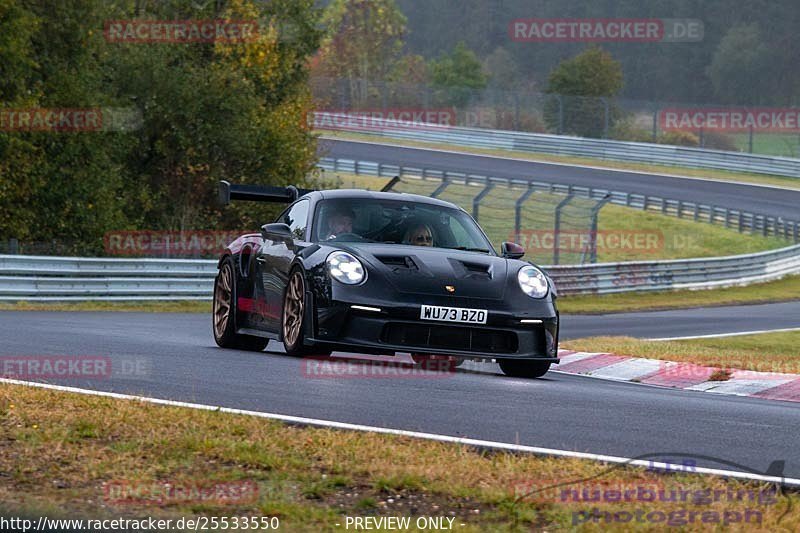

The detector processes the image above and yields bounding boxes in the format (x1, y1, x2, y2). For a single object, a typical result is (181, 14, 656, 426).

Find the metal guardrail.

(315, 112, 800, 178)
(318, 157, 800, 242)
(0, 255, 216, 301)
(2, 244, 799, 300)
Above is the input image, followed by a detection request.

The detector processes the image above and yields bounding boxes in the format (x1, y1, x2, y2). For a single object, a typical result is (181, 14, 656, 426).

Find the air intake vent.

(377, 256, 418, 271)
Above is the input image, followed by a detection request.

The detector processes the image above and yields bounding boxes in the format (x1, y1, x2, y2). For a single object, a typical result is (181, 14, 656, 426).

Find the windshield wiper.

(449, 246, 491, 254)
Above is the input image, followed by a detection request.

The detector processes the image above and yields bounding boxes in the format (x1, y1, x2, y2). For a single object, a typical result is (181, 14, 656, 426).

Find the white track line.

(2, 377, 798, 487)
(321, 136, 800, 193)
(645, 326, 800, 341)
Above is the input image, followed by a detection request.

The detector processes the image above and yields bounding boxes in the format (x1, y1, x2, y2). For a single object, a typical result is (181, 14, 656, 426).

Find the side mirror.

(261, 223, 293, 240)
(501, 241, 525, 259)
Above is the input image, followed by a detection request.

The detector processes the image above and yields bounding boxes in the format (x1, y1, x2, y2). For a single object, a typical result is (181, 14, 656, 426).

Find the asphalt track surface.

(319, 138, 800, 220)
(2, 309, 799, 477)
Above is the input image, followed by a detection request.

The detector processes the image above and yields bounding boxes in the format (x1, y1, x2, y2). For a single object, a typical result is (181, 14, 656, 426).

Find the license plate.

(420, 305, 487, 324)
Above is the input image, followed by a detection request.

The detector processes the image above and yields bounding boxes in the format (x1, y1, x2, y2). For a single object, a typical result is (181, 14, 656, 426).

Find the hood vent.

(449, 258, 492, 280)
(377, 255, 419, 272)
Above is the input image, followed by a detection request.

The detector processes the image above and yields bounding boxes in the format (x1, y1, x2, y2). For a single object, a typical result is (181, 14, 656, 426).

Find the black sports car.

(213, 181, 559, 378)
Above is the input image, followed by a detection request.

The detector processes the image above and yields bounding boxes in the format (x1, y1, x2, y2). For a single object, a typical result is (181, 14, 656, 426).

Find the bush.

(701, 131, 740, 152)
(610, 120, 654, 143)
(658, 131, 700, 147)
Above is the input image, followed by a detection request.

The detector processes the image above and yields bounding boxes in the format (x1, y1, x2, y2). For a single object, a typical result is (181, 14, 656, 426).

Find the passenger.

(403, 223, 434, 247)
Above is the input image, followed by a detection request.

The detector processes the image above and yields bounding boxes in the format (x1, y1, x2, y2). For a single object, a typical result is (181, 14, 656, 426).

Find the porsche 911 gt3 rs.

(213, 182, 559, 378)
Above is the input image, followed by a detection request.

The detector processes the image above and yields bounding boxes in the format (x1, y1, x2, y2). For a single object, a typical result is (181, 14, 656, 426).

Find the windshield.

(312, 199, 494, 254)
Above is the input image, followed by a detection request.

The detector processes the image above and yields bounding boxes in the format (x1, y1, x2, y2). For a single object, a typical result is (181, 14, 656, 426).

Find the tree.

(484, 46, 522, 90)
(428, 41, 487, 107)
(0, 0, 323, 254)
(314, 0, 407, 105)
(707, 24, 771, 105)
(544, 46, 623, 138)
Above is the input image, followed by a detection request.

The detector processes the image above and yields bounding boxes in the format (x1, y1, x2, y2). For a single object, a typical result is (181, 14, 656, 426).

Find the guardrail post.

(553, 193, 574, 265)
(431, 177, 450, 198)
(602, 98, 609, 139)
(724, 208, 730, 228)
(652, 107, 658, 142)
(556, 95, 564, 135)
(588, 194, 612, 263)
(472, 181, 495, 221)
(9, 238, 18, 254)
(514, 184, 536, 243)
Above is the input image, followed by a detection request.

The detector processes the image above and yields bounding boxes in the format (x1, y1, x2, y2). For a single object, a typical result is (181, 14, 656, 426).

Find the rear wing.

(218, 181, 314, 206)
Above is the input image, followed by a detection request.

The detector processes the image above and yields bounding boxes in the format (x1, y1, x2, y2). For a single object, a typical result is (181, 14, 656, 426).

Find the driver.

(403, 223, 434, 247)
(323, 206, 355, 240)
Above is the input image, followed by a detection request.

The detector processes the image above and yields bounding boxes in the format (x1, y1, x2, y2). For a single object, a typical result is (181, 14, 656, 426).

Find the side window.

(281, 200, 310, 240)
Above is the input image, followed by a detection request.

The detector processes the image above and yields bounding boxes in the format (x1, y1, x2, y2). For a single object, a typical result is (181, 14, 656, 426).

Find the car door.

(255, 199, 311, 333)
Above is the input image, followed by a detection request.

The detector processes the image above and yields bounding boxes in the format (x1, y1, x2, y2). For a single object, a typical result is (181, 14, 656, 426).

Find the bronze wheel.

(213, 262, 233, 340)
(212, 257, 268, 351)
(283, 270, 305, 348)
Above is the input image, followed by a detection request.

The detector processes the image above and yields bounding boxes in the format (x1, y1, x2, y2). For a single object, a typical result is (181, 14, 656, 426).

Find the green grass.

(730, 132, 800, 158)
(563, 330, 800, 374)
(557, 274, 800, 314)
(319, 130, 800, 191)
(3, 382, 799, 530)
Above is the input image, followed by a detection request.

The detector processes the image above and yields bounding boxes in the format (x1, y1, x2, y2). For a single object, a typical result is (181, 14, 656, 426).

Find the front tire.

(498, 359, 551, 379)
(213, 258, 268, 352)
(282, 268, 331, 358)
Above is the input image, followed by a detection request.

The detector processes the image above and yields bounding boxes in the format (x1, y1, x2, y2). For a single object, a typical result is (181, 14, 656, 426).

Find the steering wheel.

(327, 232, 367, 242)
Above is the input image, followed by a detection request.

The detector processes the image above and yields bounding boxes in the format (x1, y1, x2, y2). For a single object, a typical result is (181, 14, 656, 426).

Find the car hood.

(344, 243, 509, 300)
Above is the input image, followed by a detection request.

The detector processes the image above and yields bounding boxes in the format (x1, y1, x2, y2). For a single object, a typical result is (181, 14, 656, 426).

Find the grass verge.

(563, 330, 800, 375)
(557, 274, 800, 314)
(1, 382, 798, 530)
(319, 131, 800, 191)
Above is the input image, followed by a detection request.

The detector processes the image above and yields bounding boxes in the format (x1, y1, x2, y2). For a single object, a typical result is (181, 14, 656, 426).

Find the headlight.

(517, 265, 548, 298)
(327, 251, 366, 285)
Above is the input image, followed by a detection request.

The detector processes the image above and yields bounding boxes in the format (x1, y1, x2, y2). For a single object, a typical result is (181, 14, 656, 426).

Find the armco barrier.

(2, 244, 799, 300)
(315, 111, 800, 179)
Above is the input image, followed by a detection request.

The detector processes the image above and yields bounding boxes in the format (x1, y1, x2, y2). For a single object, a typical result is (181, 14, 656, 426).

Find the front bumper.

(310, 298, 559, 361)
